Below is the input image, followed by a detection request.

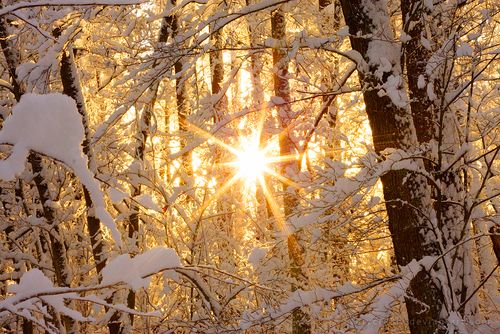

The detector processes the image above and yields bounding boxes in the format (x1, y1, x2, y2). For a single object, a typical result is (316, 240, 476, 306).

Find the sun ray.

(257, 175, 288, 234)
(194, 174, 240, 220)
(185, 118, 305, 226)
(263, 168, 301, 190)
(185, 121, 240, 156)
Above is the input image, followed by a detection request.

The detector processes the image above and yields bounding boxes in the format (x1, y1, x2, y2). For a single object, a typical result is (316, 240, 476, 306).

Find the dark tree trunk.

(339, 1, 447, 333)
(59, 45, 121, 333)
(161, 0, 191, 183)
(0, 14, 73, 333)
(402, 0, 473, 318)
(60, 46, 107, 275)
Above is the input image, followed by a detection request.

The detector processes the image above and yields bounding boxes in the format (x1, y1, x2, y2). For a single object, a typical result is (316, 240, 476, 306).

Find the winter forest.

(0, 0, 499, 333)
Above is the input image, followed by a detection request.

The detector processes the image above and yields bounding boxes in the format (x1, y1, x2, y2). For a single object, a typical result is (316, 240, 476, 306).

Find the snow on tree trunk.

(402, 0, 476, 322)
(60, 45, 108, 274)
(339, 0, 450, 332)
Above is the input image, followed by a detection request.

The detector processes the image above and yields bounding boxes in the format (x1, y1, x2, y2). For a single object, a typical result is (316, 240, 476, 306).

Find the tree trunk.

(402, 0, 474, 319)
(161, 0, 191, 185)
(271, 7, 310, 334)
(339, 1, 447, 333)
(58, 44, 123, 333)
(0, 14, 73, 333)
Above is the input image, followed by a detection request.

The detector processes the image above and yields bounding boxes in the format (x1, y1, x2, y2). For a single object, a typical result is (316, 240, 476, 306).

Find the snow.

(102, 247, 180, 291)
(421, 37, 432, 50)
(248, 247, 268, 266)
(382, 75, 408, 108)
(0, 1, 145, 16)
(360, 258, 431, 333)
(447, 312, 465, 333)
(423, 0, 434, 11)
(6, 269, 89, 322)
(337, 26, 350, 37)
(363, 0, 400, 80)
(0, 93, 121, 245)
(108, 187, 128, 203)
(367, 196, 381, 208)
(400, 31, 411, 43)
(427, 81, 437, 101)
(135, 193, 162, 212)
(417, 75, 426, 89)
(457, 43, 474, 57)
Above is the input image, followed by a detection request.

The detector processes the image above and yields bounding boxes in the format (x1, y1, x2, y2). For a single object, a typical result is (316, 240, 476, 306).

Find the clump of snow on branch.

(456, 43, 474, 57)
(102, 247, 181, 291)
(0, 93, 121, 245)
(3, 269, 90, 322)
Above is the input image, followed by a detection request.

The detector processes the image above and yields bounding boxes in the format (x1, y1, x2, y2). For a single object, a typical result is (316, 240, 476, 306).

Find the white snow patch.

(417, 75, 426, 89)
(360, 258, 429, 334)
(102, 247, 180, 291)
(26, 215, 45, 225)
(421, 37, 432, 50)
(108, 187, 128, 203)
(7, 269, 89, 321)
(248, 247, 268, 267)
(0, 93, 121, 245)
(134, 193, 162, 212)
(337, 26, 350, 37)
(400, 31, 411, 43)
(427, 81, 437, 101)
(382, 75, 408, 108)
(456, 43, 473, 57)
(424, 0, 434, 11)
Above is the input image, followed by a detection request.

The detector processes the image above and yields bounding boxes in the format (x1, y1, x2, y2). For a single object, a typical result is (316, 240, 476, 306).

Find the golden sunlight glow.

(234, 143, 268, 181)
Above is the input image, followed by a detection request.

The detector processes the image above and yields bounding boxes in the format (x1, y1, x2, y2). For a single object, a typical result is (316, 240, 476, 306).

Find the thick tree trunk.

(339, 1, 447, 333)
(271, 8, 310, 334)
(402, 0, 474, 319)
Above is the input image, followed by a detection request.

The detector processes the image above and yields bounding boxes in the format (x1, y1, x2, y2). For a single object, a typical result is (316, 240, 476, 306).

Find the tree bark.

(0, 13, 73, 333)
(271, 7, 310, 334)
(161, 0, 191, 184)
(402, 0, 474, 319)
(339, 1, 447, 333)
(58, 44, 122, 334)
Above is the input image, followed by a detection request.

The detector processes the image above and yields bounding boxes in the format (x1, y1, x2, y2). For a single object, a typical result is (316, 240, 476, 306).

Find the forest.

(0, 0, 498, 333)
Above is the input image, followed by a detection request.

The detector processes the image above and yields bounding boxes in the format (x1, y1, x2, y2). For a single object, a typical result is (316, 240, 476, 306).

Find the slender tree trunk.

(209, 8, 236, 269)
(339, 1, 447, 333)
(271, 8, 310, 334)
(60, 44, 107, 276)
(161, 0, 191, 185)
(58, 44, 124, 334)
(318, 0, 350, 284)
(245, 0, 272, 239)
(124, 10, 182, 329)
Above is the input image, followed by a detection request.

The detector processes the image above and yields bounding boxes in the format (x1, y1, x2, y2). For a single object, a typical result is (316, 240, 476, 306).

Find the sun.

(235, 144, 269, 181)
(184, 121, 302, 234)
